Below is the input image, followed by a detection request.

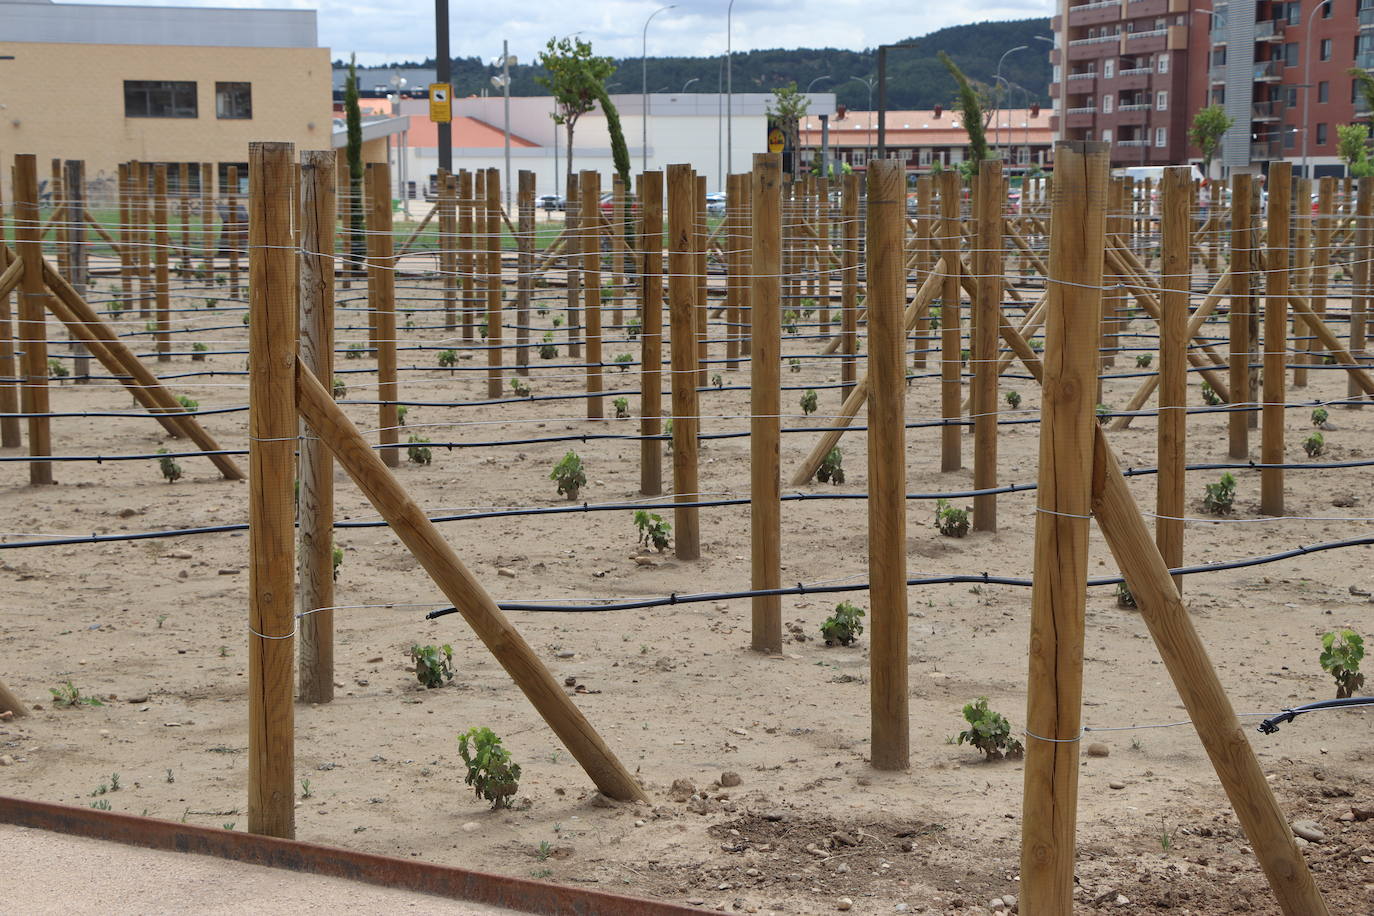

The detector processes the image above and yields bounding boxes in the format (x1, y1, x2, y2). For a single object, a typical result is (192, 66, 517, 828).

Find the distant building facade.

(797, 107, 1054, 174)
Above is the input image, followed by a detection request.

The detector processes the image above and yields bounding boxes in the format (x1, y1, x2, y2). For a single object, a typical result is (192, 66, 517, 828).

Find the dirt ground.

(3, 264, 1374, 915)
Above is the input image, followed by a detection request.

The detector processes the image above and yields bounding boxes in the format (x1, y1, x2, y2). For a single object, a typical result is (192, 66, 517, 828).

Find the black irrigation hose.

(1257, 697, 1374, 734)
(425, 532, 1374, 617)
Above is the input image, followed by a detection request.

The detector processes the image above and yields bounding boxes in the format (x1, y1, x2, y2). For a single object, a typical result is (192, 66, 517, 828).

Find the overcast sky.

(84, 0, 1052, 65)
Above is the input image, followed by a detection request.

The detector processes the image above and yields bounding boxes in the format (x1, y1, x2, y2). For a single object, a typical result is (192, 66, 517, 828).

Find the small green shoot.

(157, 448, 182, 484)
(550, 451, 586, 500)
(510, 377, 531, 398)
(1320, 629, 1365, 698)
(955, 697, 1024, 761)
(47, 358, 69, 379)
(612, 396, 630, 419)
(820, 601, 865, 647)
(817, 446, 845, 485)
(409, 644, 454, 688)
(934, 498, 970, 538)
(458, 726, 522, 810)
(1202, 471, 1236, 515)
(406, 434, 432, 465)
(1201, 381, 1222, 406)
(800, 389, 818, 416)
(49, 681, 102, 708)
(1303, 431, 1325, 458)
(1312, 407, 1329, 427)
(634, 510, 671, 552)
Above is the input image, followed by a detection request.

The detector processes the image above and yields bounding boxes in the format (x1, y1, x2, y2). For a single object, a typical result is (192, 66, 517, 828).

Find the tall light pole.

(490, 41, 515, 211)
(848, 75, 876, 154)
(683, 77, 700, 92)
(994, 45, 1028, 155)
(1301, 0, 1334, 179)
(726, 0, 736, 176)
(807, 75, 832, 92)
(642, 4, 675, 174)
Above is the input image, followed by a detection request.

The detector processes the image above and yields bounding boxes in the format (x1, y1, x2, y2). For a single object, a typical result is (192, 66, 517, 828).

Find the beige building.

(0, 0, 332, 199)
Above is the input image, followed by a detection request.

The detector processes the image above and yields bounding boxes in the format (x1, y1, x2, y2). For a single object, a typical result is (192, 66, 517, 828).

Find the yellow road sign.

(767, 127, 785, 154)
(429, 83, 452, 123)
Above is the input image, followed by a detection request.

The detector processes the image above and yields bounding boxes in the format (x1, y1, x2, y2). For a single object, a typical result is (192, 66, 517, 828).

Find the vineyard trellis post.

(580, 169, 603, 417)
(1261, 161, 1291, 516)
(749, 152, 782, 655)
(14, 154, 54, 485)
(1157, 166, 1189, 592)
(639, 170, 664, 498)
(1228, 172, 1254, 458)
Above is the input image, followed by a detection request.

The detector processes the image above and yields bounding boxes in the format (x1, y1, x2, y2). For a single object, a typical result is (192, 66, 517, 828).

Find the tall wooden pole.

(485, 168, 502, 399)
(580, 170, 603, 418)
(725, 172, 742, 369)
(913, 174, 933, 370)
(867, 158, 910, 771)
(1157, 167, 1189, 591)
(247, 140, 297, 839)
(0, 171, 19, 448)
(439, 169, 457, 332)
(13, 155, 53, 485)
(1262, 162, 1291, 517)
(517, 170, 535, 376)
(841, 173, 859, 393)
(226, 165, 241, 301)
(366, 162, 399, 468)
(695, 173, 709, 387)
(939, 170, 962, 472)
(200, 163, 214, 281)
(1291, 177, 1312, 388)
(566, 172, 581, 359)
(1019, 141, 1108, 912)
(458, 170, 475, 341)
(298, 150, 336, 706)
(1229, 173, 1254, 458)
(1349, 177, 1372, 406)
(667, 164, 701, 561)
(1309, 178, 1335, 371)
(133, 161, 151, 318)
(118, 163, 134, 311)
(750, 153, 782, 655)
(972, 161, 1002, 532)
(153, 165, 172, 362)
(179, 162, 192, 275)
(63, 160, 90, 383)
(639, 170, 664, 497)
(611, 175, 626, 328)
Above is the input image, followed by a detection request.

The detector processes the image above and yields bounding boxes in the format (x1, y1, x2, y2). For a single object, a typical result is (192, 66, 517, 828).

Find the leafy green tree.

(344, 54, 366, 273)
(1350, 68, 1374, 120)
(767, 82, 810, 173)
(1338, 123, 1374, 178)
(1189, 104, 1234, 179)
(938, 52, 989, 175)
(536, 36, 616, 197)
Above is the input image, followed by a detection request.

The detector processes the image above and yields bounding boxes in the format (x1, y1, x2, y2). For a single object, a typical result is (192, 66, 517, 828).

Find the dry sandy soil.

(3, 265, 1374, 915)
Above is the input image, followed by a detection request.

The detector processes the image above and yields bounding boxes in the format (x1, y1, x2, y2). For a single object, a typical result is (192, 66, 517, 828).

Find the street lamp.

(642, 4, 675, 174)
(848, 74, 876, 155)
(490, 41, 516, 211)
(726, 0, 736, 176)
(683, 77, 700, 92)
(807, 75, 833, 93)
(1301, 0, 1335, 178)
(994, 45, 1028, 155)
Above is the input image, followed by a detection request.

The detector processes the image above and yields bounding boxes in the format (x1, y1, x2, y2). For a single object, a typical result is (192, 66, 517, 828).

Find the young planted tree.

(1188, 104, 1234, 181)
(536, 36, 616, 197)
(937, 52, 990, 176)
(1338, 123, 1374, 178)
(345, 54, 366, 273)
(767, 82, 810, 174)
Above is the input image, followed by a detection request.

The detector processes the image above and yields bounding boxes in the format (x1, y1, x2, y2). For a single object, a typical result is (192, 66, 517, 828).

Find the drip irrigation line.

(1258, 697, 1374, 734)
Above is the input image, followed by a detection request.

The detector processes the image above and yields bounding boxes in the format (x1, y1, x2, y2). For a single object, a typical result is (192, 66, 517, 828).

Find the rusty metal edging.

(0, 796, 698, 916)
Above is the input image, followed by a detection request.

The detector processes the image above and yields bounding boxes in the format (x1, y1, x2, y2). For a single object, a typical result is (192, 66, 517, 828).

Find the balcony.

(1254, 60, 1282, 81)
(1118, 138, 1152, 148)
(1250, 140, 1281, 161)
(1255, 19, 1285, 41)
(1068, 0, 1125, 26)
(1125, 27, 1168, 41)
(1070, 0, 1120, 9)
(1251, 100, 1283, 120)
(1065, 105, 1098, 115)
(1069, 33, 1119, 47)
(1067, 70, 1098, 81)
(1119, 66, 1152, 77)
(1118, 101, 1151, 111)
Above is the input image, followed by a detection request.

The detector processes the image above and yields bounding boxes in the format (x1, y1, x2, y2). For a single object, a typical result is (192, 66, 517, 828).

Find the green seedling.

(240, 313, 249, 326)
(176, 395, 198, 412)
(626, 317, 641, 339)
(1200, 381, 1222, 406)
(192, 342, 208, 361)
(49, 681, 102, 708)
(300, 778, 313, 799)
(458, 726, 522, 810)
(1202, 471, 1236, 515)
(782, 310, 799, 334)
(934, 498, 970, 538)
(406, 434, 432, 465)
(788, 358, 802, 373)
(91, 800, 112, 811)
(552, 315, 564, 327)
(1030, 338, 1044, 353)
(332, 376, 347, 399)
(539, 331, 558, 359)
(928, 305, 941, 330)
(438, 349, 457, 370)
(157, 448, 182, 483)
(205, 298, 217, 309)
(1116, 581, 1137, 610)
(510, 377, 531, 398)
(634, 510, 671, 553)
(613, 396, 630, 419)
(955, 697, 1024, 761)
(817, 446, 844, 484)
(711, 372, 723, 388)
(1304, 431, 1325, 458)
(47, 357, 69, 379)
(1312, 407, 1329, 427)
(1320, 629, 1365, 698)
(664, 418, 674, 454)
(346, 343, 364, 360)
(820, 601, 865, 647)
(109, 773, 121, 791)
(1004, 390, 1021, 410)
(396, 405, 408, 425)
(1135, 353, 1153, 368)
(1095, 403, 1110, 424)
(616, 353, 634, 372)
(156, 614, 168, 629)
(800, 389, 818, 416)
(550, 451, 586, 500)
(332, 543, 344, 581)
(409, 644, 454, 688)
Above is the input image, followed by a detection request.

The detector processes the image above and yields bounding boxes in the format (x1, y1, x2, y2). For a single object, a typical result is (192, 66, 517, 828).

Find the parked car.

(537, 193, 566, 211)
(599, 191, 641, 217)
(705, 192, 727, 215)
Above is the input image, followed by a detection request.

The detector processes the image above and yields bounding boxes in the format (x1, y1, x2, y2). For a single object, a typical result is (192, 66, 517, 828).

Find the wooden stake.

(1349, 177, 1372, 406)
(938, 170, 962, 472)
(298, 150, 336, 706)
(517, 170, 535, 375)
(639, 170, 664, 497)
(566, 172, 581, 359)
(1019, 141, 1108, 912)
(1262, 162, 1291, 517)
(1309, 178, 1335, 372)
(750, 153, 783, 655)
(695, 173, 709, 388)
(668, 164, 701, 561)
(246, 141, 297, 840)
(913, 175, 933, 370)
(841, 173, 860, 393)
(866, 159, 910, 771)
(1229, 173, 1254, 458)
(179, 162, 192, 274)
(725, 172, 742, 369)
(1157, 167, 1189, 592)
(612, 174, 626, 328)
(0, 167, 18, 448)
(201, 163, 214, 281)
(365, 163, 399, 468)
(817, 175, 831, 334)
(62, 160, 90, 383)
(1091, 427, 1330, 915)
(227, 165, 241, 300)
(485, 168, 502, 399)
(580, 170, 603, 418)
(458, 170, 475, 341)
(439, 169, 457, 332)
(1292, 177, 1312, 388)
(154, 165, 172, 362)
(973, 162, 1002, 531)
(13, 155, 53, 485)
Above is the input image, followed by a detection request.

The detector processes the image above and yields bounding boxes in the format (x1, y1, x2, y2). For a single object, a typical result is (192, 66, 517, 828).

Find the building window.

(918, 148, 932, 167)
(1283, 127, 1297, 149)
(1157, 53, 1169, 74)
(1283, 42, 1299, 67)
(1101, 128, 1113, 144)
(1317, 123, 1328, 145)
(1318, 81, 1329, 103)
(1155, 127, 1167, 148)
(1284, 85, 1299, 107)
(1320, 39, 1332, 61)
(1156, 90, 1168, 111)
(1211, 47, 1227, 67)
(851, 149, 867, 167)
(215, 82, 252, 120)
(1103, 94, 1113, 114)
(124, 80, 198, 118)
(1211, 86, 1225, 105)
(1323, 0, 1332, 16)
(1286, 3, 1300, 25)
(1104, 58, 1115, 79)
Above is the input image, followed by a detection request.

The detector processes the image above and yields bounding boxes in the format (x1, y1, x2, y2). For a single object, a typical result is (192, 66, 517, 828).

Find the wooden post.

(639, 170, 664, 497)
(913, 174, 933, 370)
(517, 170, 534, 375)
(298, 150, 336, 706)
(439, 170, 457, 332)
(1309, 178, 1335, 372)
(611, 174, 626, 328)
(695, 173, 709, 387)
(246, 140, 297, 840)
(1091, 428, 1330, 916)
(938, 170, 962, 472)
(1157, 167, 1189, 591)
(867, 159, 910, 771)
(580, 170, 603, 418)
(750, 153, 782, 655)
(200, 163, 214, 281)
(14, 155, 53, 485)
(63, 160, 91, 382)
(1349, 177, 1372, 406)
(1229, 173, 1254, 458)
(1292, 177, 1313, 388)
(667, 164, 700, 561)
(226, 165, 241, 301)
(841, 173, 859, 393)
(1019, 141, 1108, 912)
(1262, 162, 1291, 517)
(366, 162, 399, 468)
(725, 172, 742, 369)
(566, 172, 581, 359)
(740, 176, 754, 360)
(118, 163, 134, 313)
(51, 158, 67, 282)
(154, 165, 172, 362)
(179, 162, 192, 275)
(133, 161, 151, 318)
(458, 170, 475, 341)
(0, 170, 19, 448)
(817, 175, 831, 333)
(973, 161, 1002, 532)
(485, 168, 502, 399)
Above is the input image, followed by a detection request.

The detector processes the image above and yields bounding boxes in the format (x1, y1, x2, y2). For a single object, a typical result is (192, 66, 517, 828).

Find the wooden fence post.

(0, 170, 19, 448)
(14, 155, 53, 484)
(200, 163, 214, 281)
(63, 159, 90, 382)
(566, 172, 581, 359)
(740, 176, 754, 361)
(939, 170, 962, 472)
(485, 168, 502, 399)
(247, 140, 297, 840)
(817, 175, 831, 333)
(841, 173, 859, 394)
(1229, 173, 1254, 458)
(179, 162, 192, 275)
(438, 169, 457, 332)
(913, 174, 933, 370)
(154, 165, 172, 362)
(458, 170, 475, 341)
(695, 173, 709, 387)
(227, 164, 241, 300)
(1349, 177, 1372, 407)
(1262, 162, 1291, 517)
(725, 172, 742, 370)
(973, 161, 1002, 532)
(611, 174, 626, 328)
(1309, 178, 1335, 372)
(1291, 177, 1312, 389)
(1158, 166, 1189, 591)
(118, 163, 134, 312)
(133, 161, 151, 318)
(1019, 141, 1108, 912)
(517, 170, 534, 376)
(750, 153, 782, 654)
(298, 149, 336, 706)
(639, 170, 664, 498)
(580, 170, 603, 418)
(867, 158, 910, 771)
(366, 162, 399, 468)
(668, 164, 701, 561)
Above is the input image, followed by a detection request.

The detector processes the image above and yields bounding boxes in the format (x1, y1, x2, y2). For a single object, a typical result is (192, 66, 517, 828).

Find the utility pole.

(435, 0, 452, 172)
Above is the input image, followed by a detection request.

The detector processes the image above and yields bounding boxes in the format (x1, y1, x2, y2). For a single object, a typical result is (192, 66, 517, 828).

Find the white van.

(1112, 165, 1205, 184)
